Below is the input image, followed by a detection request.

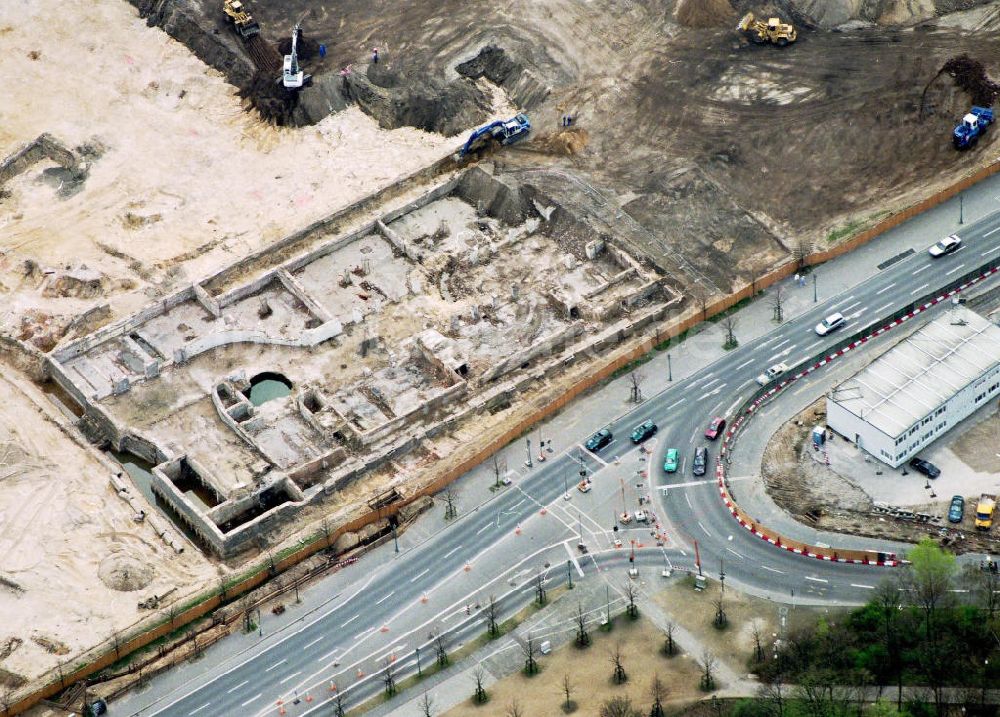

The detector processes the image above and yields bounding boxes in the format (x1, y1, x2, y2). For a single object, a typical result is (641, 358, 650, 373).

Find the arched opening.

(245, 372, 292, 406)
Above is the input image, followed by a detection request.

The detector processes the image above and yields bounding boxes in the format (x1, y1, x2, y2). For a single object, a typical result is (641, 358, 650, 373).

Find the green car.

(663, 448, 679, 473)
(630, 419, 658, 444)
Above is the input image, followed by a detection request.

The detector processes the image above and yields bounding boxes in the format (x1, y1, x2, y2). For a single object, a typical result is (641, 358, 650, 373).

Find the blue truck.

(953, 106, 994, 149)
(457, 113, 531, 158)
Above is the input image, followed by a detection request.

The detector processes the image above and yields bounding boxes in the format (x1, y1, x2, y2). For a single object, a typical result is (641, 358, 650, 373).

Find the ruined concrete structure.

(47, 168, 681, 556)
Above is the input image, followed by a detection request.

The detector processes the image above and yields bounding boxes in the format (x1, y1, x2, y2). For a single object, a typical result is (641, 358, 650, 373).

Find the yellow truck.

(975, 494, 996, 530)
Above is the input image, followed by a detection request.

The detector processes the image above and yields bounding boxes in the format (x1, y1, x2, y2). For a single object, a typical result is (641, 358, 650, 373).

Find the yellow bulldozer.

(223, 0, 261, 39)
(737, 12, 797, 46)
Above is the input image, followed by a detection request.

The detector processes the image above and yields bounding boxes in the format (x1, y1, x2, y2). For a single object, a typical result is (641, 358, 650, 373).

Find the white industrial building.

(826, 306, 1000, 468)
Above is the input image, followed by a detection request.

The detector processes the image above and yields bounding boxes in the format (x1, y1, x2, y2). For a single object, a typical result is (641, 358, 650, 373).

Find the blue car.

(663, 448, 679, 473)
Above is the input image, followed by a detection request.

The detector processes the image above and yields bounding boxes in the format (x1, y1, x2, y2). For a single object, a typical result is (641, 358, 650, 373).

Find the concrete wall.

(0, 133, 80, 185)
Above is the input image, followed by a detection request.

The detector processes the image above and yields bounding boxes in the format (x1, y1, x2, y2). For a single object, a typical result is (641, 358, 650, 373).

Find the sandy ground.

(441, 615, 704, 717)
(0, 0, 455, 342)
(0, 367, 216, 685)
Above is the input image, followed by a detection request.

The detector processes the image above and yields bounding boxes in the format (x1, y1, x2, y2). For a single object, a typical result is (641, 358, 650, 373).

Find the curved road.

(117, 212, 1000, 717)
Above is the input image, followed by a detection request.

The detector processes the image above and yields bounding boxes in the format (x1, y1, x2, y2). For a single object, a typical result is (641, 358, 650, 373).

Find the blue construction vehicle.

(953, 106, 994, 149)
(457, 113, 531, 158)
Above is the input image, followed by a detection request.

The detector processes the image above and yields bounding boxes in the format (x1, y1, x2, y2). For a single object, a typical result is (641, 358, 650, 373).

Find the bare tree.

(694, 288, 711, 322)
(623, 581, 639, 620)
(434, 633, 448, 667)
(443, 486, 459, 520)
(320, 518, 333, 548)
(382, 658, 397, 697)
(610, 643, 628, 684)
(700, 650, 717, 692)
(575, 603, 591, 647)
(964, 562, 1000, 620)
(649, 673, 668, 717)
(600, 696, 640, 717)
(239, 597, 254, 633)
(110, 630, 122, 660)
(713, 596, 727, 629)
(662, 621, 677, 657)
(491, 453, 505, 489)
(333, 691, 346, 717)
(473, 665, 489, 704)
(751, 620, 766, 665)
(770, 286, 785, 323)
(419, 691, 434, 717)
(759, 676, 787, 717)
(218, 577, 228, 602)
(562, 673, 576, 713)
(486, 594, 501, 638)
(722, 314, 738, 350)
(189, 628, 203, 659)
(628, 371, 644, 403)
(534, 572, 547, 607)
(522, 633, 540, 676)
(506, 698, 524, 717)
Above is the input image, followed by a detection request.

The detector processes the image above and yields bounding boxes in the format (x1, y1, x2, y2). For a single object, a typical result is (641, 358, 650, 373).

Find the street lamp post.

(393, 524, 399, 553)
(525, 438, 533, 468)
(667, 353, 672, 381)
(813, 273, 817, 303)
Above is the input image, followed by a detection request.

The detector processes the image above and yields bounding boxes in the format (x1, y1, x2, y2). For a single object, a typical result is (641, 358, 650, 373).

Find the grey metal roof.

(829, 306, 1000, 438)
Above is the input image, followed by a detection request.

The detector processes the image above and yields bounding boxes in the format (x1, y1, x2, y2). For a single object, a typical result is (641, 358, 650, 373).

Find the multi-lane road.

(115, 210, 1000, 717)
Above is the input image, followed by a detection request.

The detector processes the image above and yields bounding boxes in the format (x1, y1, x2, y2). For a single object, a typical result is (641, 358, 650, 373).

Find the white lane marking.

(761, 565, 784, 574)
(685, 494, 693, 509)
(709, 397, 726, 416)
(701, 377, 721, 389)
(265, 659, 287, 673)
(724, 395, 743, 416)
(985, 226, 1000, 237)
(839, 300, 861, 313)
(191, 703, 212, 714)
(563, 541, 585, 578)
(910, 282, 929, 295)
(851, 584, 875, 590)
(320, 649, 339, 662)
(804, 340, 823, 353)
(697, 521, 712, 537)
(442, 545, 462, 560)
(911, 264, 930, 276)
(770, 338, 790, 351)
(983, 244, 1000, 256)
(340, 614, 360, 628)
(279, 671, 302, 685)
(874, 302, 893, 314)
(945, 263, 966, 276)
(726, 547, 744, 560)
(735, 358, 753, 370)
(475, 522, 492, 536)
(805, 576, 828, 584)
(667, 398, 686, 410)
(410, 568, 430, 582)
(374, 590, 395, 606)
(241, 694, 263, 707)
(691, 372, 715, 386)
(766, 346, 796, 363)
(697, 383, 727, 401)
(227, 680, 249, 694)
(875, 282, 896, 295)
(304, 636, 324, 649)
(832, 294, 855, 308)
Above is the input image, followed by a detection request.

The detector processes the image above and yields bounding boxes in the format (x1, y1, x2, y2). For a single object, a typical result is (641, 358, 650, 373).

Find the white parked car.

(756, 362, 789, 386)
(814, 312, 846, 336)
(928, 234, 962, 257)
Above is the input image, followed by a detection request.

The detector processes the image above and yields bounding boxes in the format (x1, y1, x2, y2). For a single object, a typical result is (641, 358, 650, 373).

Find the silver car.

(928, 234, 962, 257)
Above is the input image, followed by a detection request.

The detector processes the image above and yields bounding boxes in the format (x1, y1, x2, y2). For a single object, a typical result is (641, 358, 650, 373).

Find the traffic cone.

(539, 508, 547, 516)
(515, 524, 522, 535)
(380, 625, 389, 633)
(329, 682, 338, 692)
(305, 694, 313, 703)
(420, 594, 428, 604)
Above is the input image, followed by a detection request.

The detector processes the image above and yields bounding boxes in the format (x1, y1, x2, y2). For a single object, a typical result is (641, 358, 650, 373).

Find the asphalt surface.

(113, 211, 1000, 717)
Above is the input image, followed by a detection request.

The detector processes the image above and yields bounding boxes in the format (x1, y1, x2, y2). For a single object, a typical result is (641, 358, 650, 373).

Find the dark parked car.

(693, 446, 708, 476)
(948, 495, 965, 524)
(585, 428, 613, 452)
(704, 416, 726, 440)
(909, 457, 940, 479)
(630, 419, 658, 444)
